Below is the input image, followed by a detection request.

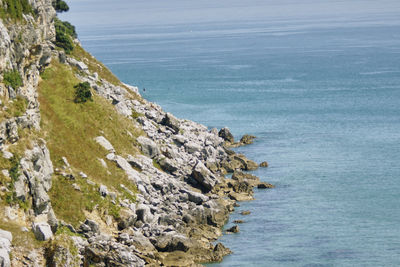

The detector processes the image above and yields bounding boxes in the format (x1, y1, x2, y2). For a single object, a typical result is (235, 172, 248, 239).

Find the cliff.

(0, 1, 272, 266)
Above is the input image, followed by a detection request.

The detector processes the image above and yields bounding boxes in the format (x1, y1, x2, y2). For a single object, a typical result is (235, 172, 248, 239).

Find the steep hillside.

(0, 1, 273, 266)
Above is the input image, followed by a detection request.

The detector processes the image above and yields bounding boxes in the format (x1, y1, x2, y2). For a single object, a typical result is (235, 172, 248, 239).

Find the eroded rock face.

(0, 229, 12, 267)
(20, 141, 54, 215)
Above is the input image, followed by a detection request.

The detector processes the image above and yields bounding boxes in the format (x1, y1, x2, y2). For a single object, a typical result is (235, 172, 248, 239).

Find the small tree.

(53, 0, 69, 13)
(74, 82, 92, 103)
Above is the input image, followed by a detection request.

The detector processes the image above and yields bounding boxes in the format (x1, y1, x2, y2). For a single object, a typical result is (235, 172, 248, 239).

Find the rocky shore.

(0, 1, 274, 266)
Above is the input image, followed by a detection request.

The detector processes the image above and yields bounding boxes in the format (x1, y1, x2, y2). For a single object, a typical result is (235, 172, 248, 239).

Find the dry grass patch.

(38, 60, 140, 225)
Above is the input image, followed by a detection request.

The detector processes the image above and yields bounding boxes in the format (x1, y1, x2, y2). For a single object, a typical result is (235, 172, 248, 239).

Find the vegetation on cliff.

(39, 61, 140, 226)
(0, 0, 32, 20)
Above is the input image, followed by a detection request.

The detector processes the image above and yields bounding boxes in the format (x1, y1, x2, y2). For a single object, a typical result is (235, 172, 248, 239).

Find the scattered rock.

(233, 220, 244, 224)
(137, 136, 159, 158)
(94, 136, 115, 153)
(2, 151, 13, 159)
(257, 182, 274, 189)
(240, 134, 256, 145)
(99, 184, 108, 197)
(32, 222, 53, 241)
(241, 210, 251, 215)
(259, 161, 269, 168)
(226, 225, 239, 233)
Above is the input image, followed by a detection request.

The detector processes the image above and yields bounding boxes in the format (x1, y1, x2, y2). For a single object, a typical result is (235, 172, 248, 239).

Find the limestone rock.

(191, 161, 217, 192)
(259, 161, 269, 167)
(32, 222, 53, 241)
(161, 113, 180, 133)
(137, 136, 159, 158)
(94, 136, 115, 152)
(218, 127, 234, 143)
(240, 134, 256, 145)
(226, 225, 239, 233)
(257, 182, 274, 189)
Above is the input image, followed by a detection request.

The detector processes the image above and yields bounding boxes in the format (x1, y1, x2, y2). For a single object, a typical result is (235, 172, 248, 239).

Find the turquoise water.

(62, 1, 400, 266)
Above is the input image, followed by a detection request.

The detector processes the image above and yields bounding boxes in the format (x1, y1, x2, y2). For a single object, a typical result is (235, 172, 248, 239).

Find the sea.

(61, 0, 400, 266)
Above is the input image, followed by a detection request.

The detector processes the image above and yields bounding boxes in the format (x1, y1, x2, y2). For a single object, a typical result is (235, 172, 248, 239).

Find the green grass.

(0, 0, 33, 21)
(3, 70, 23, 88)
(71, 45, 126, 87)
(0, 207, 43, 248)
(39, 60, 141, 226)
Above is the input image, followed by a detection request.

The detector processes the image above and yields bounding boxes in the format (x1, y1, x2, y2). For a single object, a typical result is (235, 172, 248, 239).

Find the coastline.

(0, 1, 274, 265)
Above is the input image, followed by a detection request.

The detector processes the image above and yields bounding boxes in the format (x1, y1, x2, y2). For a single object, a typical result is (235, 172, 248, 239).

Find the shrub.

(3, 70, 22, 89)
(54, 18, 76, 54)
(53, 0, 69, 13)
(74, 82, 92, 103)
(1, 0, 33, 20)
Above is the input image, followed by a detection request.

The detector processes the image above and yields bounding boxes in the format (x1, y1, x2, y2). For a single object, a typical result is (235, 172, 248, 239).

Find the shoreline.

(0, 1, 274, 265)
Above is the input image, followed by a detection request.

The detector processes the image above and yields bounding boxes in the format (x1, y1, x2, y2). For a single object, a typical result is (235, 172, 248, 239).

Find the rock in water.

(259, 161, 269, 167)
(240, 134, 256, 145)
(218, 127, 234, 143)
(257, 182, 274, 189)
(226, 225, 240, 233)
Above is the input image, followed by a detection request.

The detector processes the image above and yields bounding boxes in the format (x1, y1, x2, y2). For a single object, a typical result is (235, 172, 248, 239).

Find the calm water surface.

(62, 1, 400, 266)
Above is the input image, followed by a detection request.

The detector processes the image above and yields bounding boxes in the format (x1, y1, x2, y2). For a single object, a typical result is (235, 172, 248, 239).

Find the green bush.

(0, 0, 33, 20)
(53, 0, 69, 13)
(54, 18, 77, 54)
(3, 70, 23, 89)
(74, 82, 92, 103)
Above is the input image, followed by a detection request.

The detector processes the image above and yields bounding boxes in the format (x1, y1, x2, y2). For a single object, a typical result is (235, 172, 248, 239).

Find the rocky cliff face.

(0, 1, 272, 266)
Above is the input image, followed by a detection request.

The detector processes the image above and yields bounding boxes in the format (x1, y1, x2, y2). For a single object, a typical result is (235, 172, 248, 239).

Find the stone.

(67, 58, 88, 71)
(61, 156, 70, 168)
(99, 184, 108, 197)
(0, 230, 12, 243)
(240, 134, 256, 145)
(136, 204, 153, 224)
(79, 171, 88, 178)
(212, 243, 232, 262)
(259, 161, 269, 167)
(191, 161, 217, 192)
(257, 182, 274, 189)
(158, 157, 178, 173)
(114, 155, 142, 184)
(233, 220, 244, 224)
(152, 232, 192, 252)
(218, 127, 234, 143)
(185, 141, 202, 154)
(94, 136, 115, 152)
(2, 151, 13, 160)
(241, 210, 251, 215)
(226, 225, 239, 233)
(98, 158, 107, 168)
(161, 113, 180, 133)
(184, 190, 209, 205)
(32, 222, 53, 241)
(137, 136, 159, 158)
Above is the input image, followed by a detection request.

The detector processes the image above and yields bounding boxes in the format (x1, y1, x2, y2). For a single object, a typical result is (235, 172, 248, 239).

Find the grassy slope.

(39, 60, 141, 226)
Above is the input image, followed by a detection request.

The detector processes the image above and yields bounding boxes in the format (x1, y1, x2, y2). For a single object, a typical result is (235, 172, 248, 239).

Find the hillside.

(0, 1, 272, 266)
